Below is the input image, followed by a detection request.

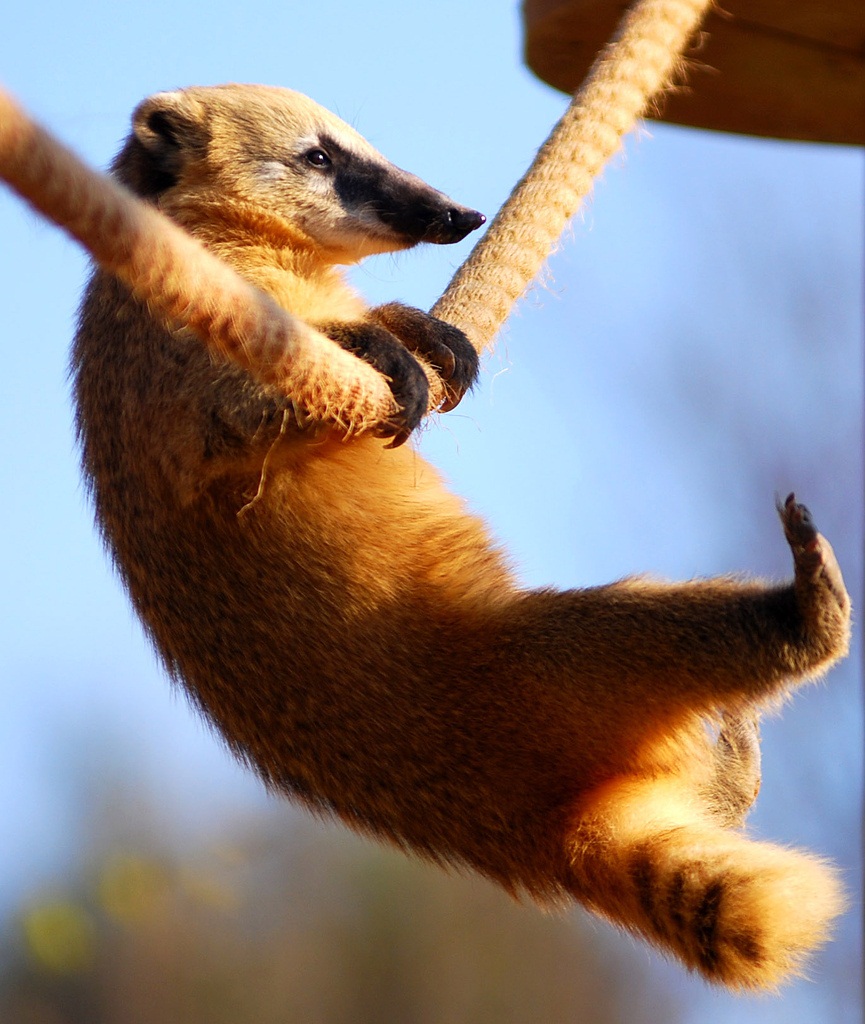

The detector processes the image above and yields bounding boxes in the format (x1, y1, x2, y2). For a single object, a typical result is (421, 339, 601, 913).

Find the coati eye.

(305, 148, 332, 168)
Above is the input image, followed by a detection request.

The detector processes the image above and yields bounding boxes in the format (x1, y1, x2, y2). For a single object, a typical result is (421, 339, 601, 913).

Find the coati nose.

(424, 205, 485, 244)
(442, 206, 486, 243)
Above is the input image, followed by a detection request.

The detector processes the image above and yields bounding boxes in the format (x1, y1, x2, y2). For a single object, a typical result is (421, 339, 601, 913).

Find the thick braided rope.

(431, 0, 713, 352)
(0, 88, 398, 435)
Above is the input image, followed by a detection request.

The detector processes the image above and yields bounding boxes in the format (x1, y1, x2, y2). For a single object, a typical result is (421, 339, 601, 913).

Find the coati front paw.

(369, 302, 479, 412)
(318, 320, 429, 446)
(778, 493, 850, 654)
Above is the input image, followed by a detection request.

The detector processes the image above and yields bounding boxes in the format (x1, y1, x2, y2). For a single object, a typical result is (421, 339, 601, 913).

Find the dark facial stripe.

(331, 150, 483, 245)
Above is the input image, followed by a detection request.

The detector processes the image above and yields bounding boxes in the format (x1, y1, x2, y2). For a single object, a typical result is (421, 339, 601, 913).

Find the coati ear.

(113, 91, 209, 198)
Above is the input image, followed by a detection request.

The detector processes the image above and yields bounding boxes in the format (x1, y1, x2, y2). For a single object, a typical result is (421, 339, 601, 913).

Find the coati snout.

(340, 163, 485, 245)
(307, 136, 484, 246)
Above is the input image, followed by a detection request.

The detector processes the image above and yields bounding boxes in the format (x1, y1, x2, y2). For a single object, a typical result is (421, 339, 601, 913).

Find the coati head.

(113, 83, 485, 264)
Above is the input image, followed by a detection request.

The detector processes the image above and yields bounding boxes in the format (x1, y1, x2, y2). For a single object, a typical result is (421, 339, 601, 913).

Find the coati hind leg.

(486, 495, 850, 717)
(703, 711, 762, 827)
(567, 773, 845, 990)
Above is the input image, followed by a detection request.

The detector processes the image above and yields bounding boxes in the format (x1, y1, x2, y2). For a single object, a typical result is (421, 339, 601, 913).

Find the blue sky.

(0, 2, 862, 1019)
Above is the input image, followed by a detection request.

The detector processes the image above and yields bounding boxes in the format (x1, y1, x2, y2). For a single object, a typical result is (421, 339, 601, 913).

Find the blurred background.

(0, 2, 861, 1021)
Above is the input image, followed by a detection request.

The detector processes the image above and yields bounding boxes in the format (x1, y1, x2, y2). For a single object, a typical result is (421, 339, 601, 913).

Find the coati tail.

(567, 776, 845, 990)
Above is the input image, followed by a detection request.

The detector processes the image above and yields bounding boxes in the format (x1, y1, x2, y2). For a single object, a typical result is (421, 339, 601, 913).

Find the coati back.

(70, 84, 850, 990)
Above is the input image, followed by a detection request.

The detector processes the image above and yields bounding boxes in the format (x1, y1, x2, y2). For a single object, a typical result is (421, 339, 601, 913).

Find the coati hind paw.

(778, 493, 850, 622)
(370, 302, 479, 412)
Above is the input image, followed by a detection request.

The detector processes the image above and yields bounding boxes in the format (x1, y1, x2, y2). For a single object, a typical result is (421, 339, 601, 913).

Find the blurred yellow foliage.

(178, 865, 240, 913)
(21, 901, 95, 975)
(95, 851, 169, 923)
(2, 809, 674, 1023)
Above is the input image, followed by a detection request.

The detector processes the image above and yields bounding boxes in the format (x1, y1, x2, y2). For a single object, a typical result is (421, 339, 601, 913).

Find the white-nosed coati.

(69, 84, 850, 990)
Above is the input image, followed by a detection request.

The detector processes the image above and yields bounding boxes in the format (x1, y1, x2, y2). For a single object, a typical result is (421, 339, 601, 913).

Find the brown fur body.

(71, 85, 850, 990)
